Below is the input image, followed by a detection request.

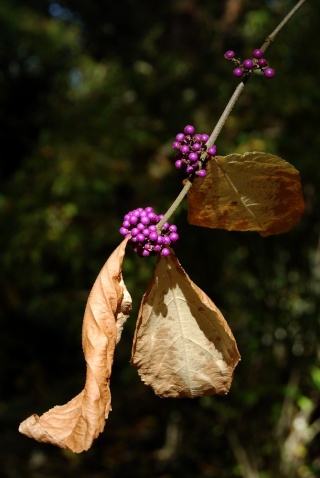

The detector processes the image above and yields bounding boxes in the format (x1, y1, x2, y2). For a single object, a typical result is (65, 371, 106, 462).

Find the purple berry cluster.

(119, 207, 179, 257)
(225, 49, 275, 79)
(172, 124, 217, 178)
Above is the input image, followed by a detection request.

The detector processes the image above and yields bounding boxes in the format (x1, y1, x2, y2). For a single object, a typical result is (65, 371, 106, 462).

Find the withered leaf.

(187, 152, 305, 236)
(19, 239, 132, 453)
(131, 250, 240, 398)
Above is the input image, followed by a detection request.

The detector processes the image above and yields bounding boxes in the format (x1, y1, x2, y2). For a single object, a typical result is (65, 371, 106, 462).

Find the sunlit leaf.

(187, 152, 305, 236)
(19, 239, 132, 453)
(131, 250, 240, 398)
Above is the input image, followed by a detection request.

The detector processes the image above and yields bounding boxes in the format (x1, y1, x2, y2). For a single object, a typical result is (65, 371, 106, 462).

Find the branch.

(157, 0, 307, 231)
(261, 0, 307, 53)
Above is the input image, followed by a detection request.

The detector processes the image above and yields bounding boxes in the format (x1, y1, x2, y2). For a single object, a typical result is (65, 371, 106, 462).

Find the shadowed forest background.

(1, 0, 320, 477)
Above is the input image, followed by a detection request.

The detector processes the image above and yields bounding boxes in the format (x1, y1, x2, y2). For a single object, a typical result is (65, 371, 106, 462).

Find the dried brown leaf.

(187, 152, 305, 236)
(131, 250, 240, 398)
(19, 239, 131, 453)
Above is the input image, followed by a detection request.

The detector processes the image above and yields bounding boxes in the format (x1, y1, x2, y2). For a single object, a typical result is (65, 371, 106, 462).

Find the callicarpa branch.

(19, 0, 306, 453)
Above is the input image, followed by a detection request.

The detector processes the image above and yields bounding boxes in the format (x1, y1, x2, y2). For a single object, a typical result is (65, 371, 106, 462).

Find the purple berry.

(252, 49, 263, 59)
(137, 233, 145, 242)
(157, 236, 164, 244)
(193, 134, 202, 142)
(119, 227, 128, 235)
(140, 216, 150, 225)
(129, 215, 138, 225)
(145, 206, 154, 213)
(225, 50, 235, 59)
(149, 225, 157, 232)
(207, 145, 217, 156)
(161, 248, 170, 257)
(137, 223, 145, 230)
(233, 67, 243, 78)
(169, 232, 179, 242)
(163, 236, 171, 245)
(175, 159, 183, 169)
(169, 224, 177, 232)
(149, 231, 158, 242)
(181, 144, 190, 154)
(243, 59, 254, 70)
(201, 134, 209, 142)
(172, 141, 181, 150)
(192, 143, 201, 151)
(148, 212, 158, 222)
(142, 249, 150, 257)
(258, 58, 268, 67)
(264, 67, 275, 79)
(131, 227, 139, 236)
(143, 228, 150, 236)
(186, 165, 194, 174)
(154, 245, 162, 252)
(188, 152, 198, 162)
(197, 169, 207, 178)
(184, 125, 195, 135)
(176, 133, 185, 142)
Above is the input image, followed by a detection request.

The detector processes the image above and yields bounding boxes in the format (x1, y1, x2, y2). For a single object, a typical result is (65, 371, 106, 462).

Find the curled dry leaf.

(187, 152, 305, 236)
(19, 239, 132, 453)
(131, 250, 240, 398)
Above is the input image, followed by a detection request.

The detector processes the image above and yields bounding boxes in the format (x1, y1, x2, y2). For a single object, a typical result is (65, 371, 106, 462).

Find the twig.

(261, 0, 307, 53)
(206, 82, 245, 149)
(157, 180, 193, 233)
(156, 0, 307, 232)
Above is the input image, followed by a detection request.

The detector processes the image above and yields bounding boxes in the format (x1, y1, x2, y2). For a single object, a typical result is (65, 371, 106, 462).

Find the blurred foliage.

(0, 0, 319, 477)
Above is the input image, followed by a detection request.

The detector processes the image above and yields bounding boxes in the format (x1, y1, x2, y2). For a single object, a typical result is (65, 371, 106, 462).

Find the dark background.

(1, 0, 319, 477)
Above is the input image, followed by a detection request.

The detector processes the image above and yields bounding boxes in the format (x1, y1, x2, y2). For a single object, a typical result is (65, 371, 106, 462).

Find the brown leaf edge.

(19, 239, 132, 453)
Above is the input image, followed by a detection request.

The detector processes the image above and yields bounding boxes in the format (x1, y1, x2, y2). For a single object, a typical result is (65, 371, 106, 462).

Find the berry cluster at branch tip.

(119, 207, 179, 257)
(172, 124, 217, 178)
(224, 49, 275, 79)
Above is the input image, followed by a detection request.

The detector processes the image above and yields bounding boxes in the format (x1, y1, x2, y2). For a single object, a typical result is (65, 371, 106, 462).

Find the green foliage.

(0, 0, 319, 477)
